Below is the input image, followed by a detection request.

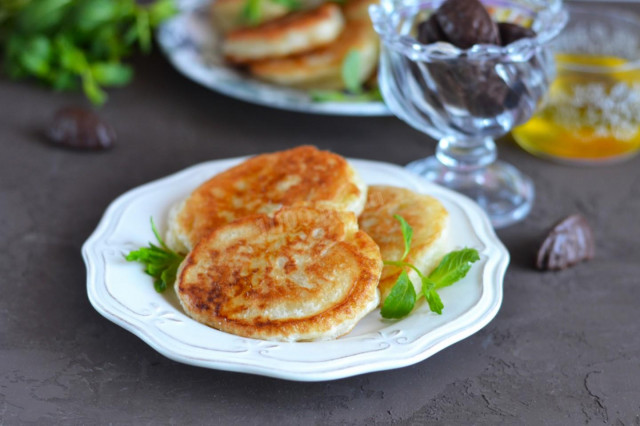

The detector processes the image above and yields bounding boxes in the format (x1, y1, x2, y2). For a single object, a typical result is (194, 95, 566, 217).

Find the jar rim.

(551, 5, 640, 73)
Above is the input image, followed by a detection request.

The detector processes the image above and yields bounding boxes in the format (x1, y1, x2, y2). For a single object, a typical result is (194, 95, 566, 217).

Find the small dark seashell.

(536, 214, 595, 271)
(46, 107, 116, 150)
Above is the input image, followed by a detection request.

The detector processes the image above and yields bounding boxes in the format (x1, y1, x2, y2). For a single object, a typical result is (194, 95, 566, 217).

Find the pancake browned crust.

(166, 146, 366, 253)
(358, 185, 450, 301)
(223, 3, 345, 64)
(248, 0, 379, 89)
(175, 206, 382, 341)
(210, 0, 290, 34)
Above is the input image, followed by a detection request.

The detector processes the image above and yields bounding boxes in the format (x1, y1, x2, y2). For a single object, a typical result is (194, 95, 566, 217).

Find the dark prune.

(498, 22, 536, 46)
(46, 107, 116, 150)
(435, 0, 500, 49)
(417, 14, 448, 44)
(536, 214, 595, 271)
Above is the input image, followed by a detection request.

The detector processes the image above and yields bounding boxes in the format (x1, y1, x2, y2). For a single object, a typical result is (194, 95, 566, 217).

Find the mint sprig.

(2, 0, 176, 105)
(380, 216, 480, 318)
(125, 218, 185, 293)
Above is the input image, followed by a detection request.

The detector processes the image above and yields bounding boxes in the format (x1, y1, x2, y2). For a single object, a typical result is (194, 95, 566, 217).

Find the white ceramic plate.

(83, 157, 508, 381)
(156, 0, 390, 116)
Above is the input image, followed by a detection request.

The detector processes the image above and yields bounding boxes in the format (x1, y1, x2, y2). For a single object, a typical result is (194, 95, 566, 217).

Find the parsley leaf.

(380, 216, 480, 319)
(380, 270, 416, 319)
(125, 218, 185, 293)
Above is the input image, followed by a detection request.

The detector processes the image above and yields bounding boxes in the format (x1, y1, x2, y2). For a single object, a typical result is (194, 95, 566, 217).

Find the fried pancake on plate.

(248, 20, 378, 89)
(223, 3, 345, 64)
(175, 206, 382, 341)
(342, 0, 379, 21)
(211, 0, 289, 34)
(165, 146, 367, 253)
(358, 185, 451, 302)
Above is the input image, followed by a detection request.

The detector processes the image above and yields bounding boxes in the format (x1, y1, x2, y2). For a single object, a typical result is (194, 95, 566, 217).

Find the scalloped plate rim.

(155, 0, 391, 116)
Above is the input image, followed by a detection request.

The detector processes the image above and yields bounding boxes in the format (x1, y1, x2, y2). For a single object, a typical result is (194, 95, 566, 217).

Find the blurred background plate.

(157, 0, 391, 115)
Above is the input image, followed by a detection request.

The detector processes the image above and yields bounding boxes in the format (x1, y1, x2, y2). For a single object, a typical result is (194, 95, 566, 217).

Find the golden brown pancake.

(210, 0, 290, 34)
(248, 0, 379, 90)
(248, 20, 378, 89)
(166, 146, 366, 253)
(223, 3, 345, 63)
(175, 206, 382, 341)
(358, 185, 450, 301)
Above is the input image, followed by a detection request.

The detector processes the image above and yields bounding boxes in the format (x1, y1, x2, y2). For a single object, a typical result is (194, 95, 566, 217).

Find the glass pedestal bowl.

(370, 0, 567, 228)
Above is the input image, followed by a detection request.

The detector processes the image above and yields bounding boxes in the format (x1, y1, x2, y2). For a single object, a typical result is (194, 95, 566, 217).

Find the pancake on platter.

(223, 3, 345, 64)
(175, 206, 382, 341)
(165, 146, 367, 253)
(358, 185, 451, 301)
(248, 0, 379, 89)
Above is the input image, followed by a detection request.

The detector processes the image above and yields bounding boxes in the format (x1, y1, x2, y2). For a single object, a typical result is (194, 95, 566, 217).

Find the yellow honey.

(512, 53, 640, 163)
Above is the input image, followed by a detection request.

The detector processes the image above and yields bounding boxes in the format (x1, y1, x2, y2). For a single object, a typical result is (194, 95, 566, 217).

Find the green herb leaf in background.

(1, 0, 177, 105)
(271, 0, 301, 11)
(310, 87, 383, 103)
(241, 0, 262, 25)
(125, 218, 185, 293)
(341, 49, 362, 94)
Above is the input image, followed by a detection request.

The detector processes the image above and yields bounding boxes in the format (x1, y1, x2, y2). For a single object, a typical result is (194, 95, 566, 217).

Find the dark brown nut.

(46, 107, 116, 150)
(536, 214, 595, 271)
(435, 0, 500, 49)
(417, 14, 448, 44)
(498, 22, 536, 46)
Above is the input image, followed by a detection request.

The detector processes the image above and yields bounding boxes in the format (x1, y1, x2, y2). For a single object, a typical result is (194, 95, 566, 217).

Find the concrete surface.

(1, 5, 639, 424)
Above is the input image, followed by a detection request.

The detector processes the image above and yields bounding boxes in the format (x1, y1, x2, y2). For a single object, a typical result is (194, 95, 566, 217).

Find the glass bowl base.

(406, 157, 534, 228)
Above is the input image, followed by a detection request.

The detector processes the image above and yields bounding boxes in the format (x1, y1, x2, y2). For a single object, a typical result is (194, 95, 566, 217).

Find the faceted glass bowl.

(370, 0, 567, 228)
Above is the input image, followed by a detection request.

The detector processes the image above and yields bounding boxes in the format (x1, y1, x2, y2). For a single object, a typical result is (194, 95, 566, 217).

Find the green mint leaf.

(428, 248, 480, 289)
(19, 36, 52, 77)
(81, 71, 107, 105)
(271, 0, 301, 10)
(126, 217, 185, 293)
(150, 217, 170, 251)
(90, 62, 133, 86)
(135, 8, 152, 53)
(380, 270, 416, 319)
(393, 214, 413, 262)
(72, 0, 119, 33)
(148, 0, 178, 26)
(15, 0, 72, 34)
(310, 87, 383, 103)
(241, 0, 262, 25)
(51, 70, 77, 90)
(425, 289, 444, 315)
(341, 49, 362, 94)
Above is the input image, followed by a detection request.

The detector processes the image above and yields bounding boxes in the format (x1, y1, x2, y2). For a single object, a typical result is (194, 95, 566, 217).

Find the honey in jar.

(512, 53, 640, 163)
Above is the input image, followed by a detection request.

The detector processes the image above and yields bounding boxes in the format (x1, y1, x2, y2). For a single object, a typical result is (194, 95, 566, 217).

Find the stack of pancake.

(211, 0, 380, 90)
(168, 146, 450, 341)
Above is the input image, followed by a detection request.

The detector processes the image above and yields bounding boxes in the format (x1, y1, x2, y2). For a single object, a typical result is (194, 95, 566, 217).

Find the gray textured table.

(2, 3, 639, 423)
